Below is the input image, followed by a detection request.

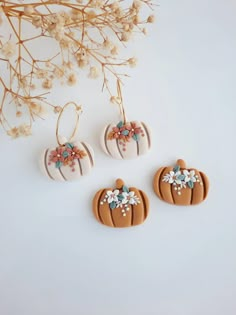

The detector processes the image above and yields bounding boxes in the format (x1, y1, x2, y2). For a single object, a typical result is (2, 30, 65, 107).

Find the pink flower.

(112, 126, 122, 139)
(125, 122, 141, 137)
(49, 146, 66, 163)
(66, 146, 87, 161)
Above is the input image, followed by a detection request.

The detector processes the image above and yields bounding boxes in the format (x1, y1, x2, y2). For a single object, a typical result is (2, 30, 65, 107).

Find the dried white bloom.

(42, 78, 53, 89)
(147, 15, 155, 23)
(88, 66, 99, 79)
(28, 102, 47, 117)
(19, 77, 28, 88)
(132, 1, 142, 10)
(76, 52, 89, 68)
(53, 67, 64, 78)
(32, 16, 42, 28)
(16, 111, 22, 118)
(111, 46, 118, 55)
(1, 41, 16, 58)
(133, 15, 140, 25)
(123, 24, 130, 32)
(7, 124, 31, 138)
(18, 124, 32, 137)
(67, 73, 77, 86)
(142, 27, 148, 35)
(128, 57, 137, 68)
(103, 38, 112, 49)
(36, 69, 48, 79)
(24, 6, 34, 15)
(121, 32, 131, 42)
(7, 127, 19, 139)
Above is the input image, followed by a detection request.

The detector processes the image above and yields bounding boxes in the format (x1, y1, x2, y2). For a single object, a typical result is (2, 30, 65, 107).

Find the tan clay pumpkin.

(93, 179, 149, 228)
(100, 121, 151, 159)
(153, 159, 209, 205)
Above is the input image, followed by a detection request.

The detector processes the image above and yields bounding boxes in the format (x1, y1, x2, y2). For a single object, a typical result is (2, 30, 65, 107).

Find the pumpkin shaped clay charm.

(153, 159, 209, 205)
(40, 102, 94, 181)
(100, 120, 151, 159)
(93, 179, 149, 228)
(40, 140, 94, 181)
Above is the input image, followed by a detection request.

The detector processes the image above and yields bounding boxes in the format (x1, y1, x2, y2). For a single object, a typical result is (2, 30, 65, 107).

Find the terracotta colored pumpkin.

(93, 179, 149, 228)
(100, 120, 151, 159)
(153, 159, 209, 205)
(40, 140, 94, 181)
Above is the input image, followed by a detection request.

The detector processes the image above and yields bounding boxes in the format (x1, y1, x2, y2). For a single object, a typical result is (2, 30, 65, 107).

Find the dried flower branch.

(0, 0, 155, 138)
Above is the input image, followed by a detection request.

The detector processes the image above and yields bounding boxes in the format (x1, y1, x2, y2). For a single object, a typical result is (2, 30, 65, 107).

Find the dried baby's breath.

(0, 0, 155, 137)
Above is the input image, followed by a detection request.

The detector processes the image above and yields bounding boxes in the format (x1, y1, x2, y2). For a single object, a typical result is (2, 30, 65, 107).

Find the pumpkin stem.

(177, 159, 186, 169)
(116, 178, 125, 189)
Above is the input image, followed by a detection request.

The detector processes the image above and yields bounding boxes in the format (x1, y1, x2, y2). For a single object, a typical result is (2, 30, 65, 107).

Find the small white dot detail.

(123, 213, 126, 216)
(200, 182, 203, 186)
(100, 202, 103, 205)
(174, 187, 177, 191)
(178, 192, 181, 195)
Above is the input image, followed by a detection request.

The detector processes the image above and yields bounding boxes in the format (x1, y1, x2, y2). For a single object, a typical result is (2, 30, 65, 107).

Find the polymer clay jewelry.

(93, 178, 149, 228)
(153, 159, 209, 205)
(100, 80, 151, 159)
(40, 102, 94, 181)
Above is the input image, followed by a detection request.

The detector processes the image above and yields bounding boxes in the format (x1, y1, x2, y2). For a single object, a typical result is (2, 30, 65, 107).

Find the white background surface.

(0, 1, 236, 314)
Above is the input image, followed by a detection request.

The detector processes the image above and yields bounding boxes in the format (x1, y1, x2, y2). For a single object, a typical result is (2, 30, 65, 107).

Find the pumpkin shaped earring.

(40, 102, 94, 181)
(100, 80, 151, 160)
(93, 178, 149, 228)
(153, 159, 209, 205)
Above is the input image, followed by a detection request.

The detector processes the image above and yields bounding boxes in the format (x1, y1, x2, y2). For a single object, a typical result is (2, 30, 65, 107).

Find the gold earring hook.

(56, 102, 82, 146)
(116, 79, 127, 124)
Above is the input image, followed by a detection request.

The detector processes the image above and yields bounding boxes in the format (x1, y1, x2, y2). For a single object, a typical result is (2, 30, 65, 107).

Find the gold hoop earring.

(100, 79, 152, 160)
(40, 102, 94, 181)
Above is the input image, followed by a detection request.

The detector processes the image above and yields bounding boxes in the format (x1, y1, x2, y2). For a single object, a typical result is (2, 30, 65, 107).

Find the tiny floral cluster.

(48, 142, 86, 172)
(162, 165, 203, 195)
(108, 121, 144, 151)
(100, 185, 140, 217)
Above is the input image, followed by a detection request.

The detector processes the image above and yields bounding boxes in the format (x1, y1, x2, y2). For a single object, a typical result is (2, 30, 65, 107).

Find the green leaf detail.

(117, 121, 123, 128)
(122, 185, 129, 193)
(173, 165, 180, 173)
(118, 194, 124, 201)
(177, 174, 185, 181)
(110, 201, 116, 209)
(188, 181, 194, 189)
(121, 130, 129, 136)
(62, 151, 69, 158)
(66, 143, 74, 149)
(132, 134, 139, 142)
(55, 161, 62, 169)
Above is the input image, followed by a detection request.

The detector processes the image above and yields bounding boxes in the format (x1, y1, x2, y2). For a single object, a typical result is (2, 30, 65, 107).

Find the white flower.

(106, 190, 119, 203)
(163, 171, 182, 185)
(1, 41, 16, 58)
(122, 191, 139, 205)
(179, 181, 186, 189)
(88, 66, 99, 79)
(183, 170, 197, 183)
